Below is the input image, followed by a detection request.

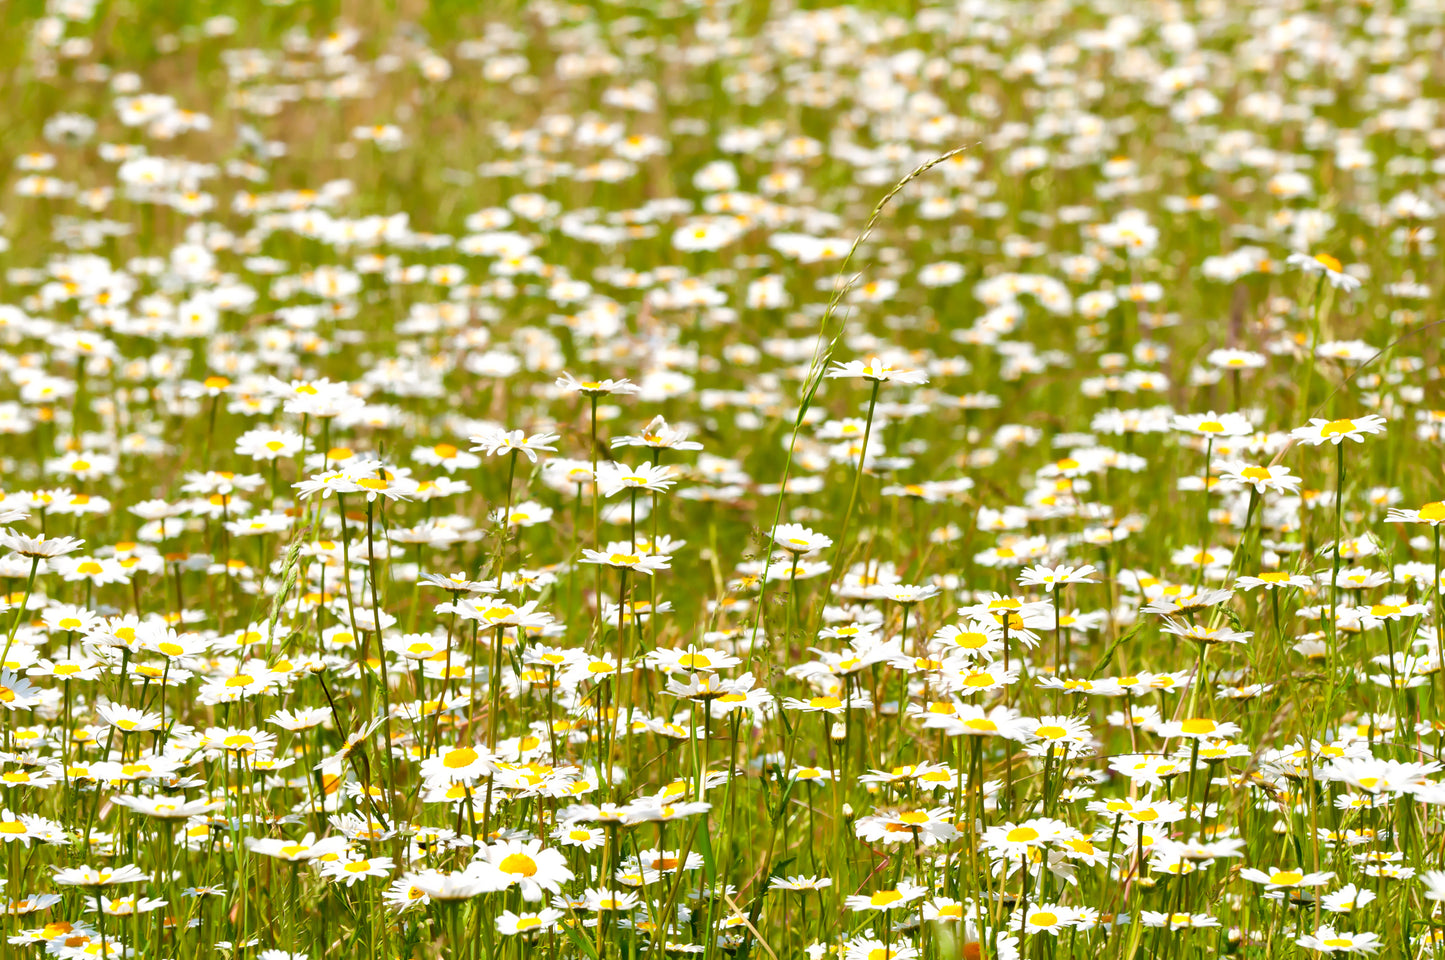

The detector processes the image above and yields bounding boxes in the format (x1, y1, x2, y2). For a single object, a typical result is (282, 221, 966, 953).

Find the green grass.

(0, 2, 1442, 960)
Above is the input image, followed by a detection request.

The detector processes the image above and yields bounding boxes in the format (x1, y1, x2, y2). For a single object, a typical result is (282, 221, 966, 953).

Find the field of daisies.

(3, 0, 1445, 958)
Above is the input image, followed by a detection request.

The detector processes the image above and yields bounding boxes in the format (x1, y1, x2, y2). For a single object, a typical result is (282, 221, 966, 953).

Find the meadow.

(0, 1, 1443, 958)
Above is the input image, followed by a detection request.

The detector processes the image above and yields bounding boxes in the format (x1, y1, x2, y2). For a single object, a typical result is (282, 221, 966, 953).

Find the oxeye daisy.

(1286, 252, 1363, 292)
(1386, 501, 1445, 525)
(1016, 903, 1079, 935)
(1236, 571, 1313, 591)
(1171, 412, 1254, 437)
(578, 545, 671, 575)
(472, 839, 574, 901)
(53, 864, 150, 887)
(1017, 564, 1097, 592)
(842, 880, 928, 912)
(555, 373, 640, 397)
(1240, 867, 1335, 890)
(826, 357, 929, 385)
(320, 856, 395, 886)
(1295, 926, 1381, 954)
(842, 938, 919, 960)
(769, 523, 833, 556)
(497, 908, 564, 936)
(468, 427, 560, 463)
(769, 875, 833, 892)
(1217, 462, 1301, 494)
(1291, 416, 1387, 446)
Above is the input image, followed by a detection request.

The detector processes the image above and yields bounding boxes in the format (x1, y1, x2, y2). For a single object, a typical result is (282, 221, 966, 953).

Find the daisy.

(1157, 717, 1242, 739)
(1017, 564, 1097, 592)
(1386, 502, 1445, 525)
(420, 745, 495, 782)
(555, 373, 640, 397)
(769, 524, 834, 556)
(1170, 412, 1253, 437)
(781, 693, 871, 715)
(1295, 926, 1381, 954)
(1217, 462, 1301, 494)
(579, 545, 671, 575)
(1240, 867, 1335, 890)
(468, 427, 560, 463)
(853, 808, 959, 847)
(768, 875, 833, 892)
(413, 442, 483, 473)
(843, 938, 919, 960)
(981, 818, 1069, 856)
(0, 670, 44, 710)
(826, 357, 929, 385)
(1022, 715, 1091, 749)
(1290, 416, 1387, 446)
(842, 880, 928, 912)
(398, 868, 490, 902)
(612, 416, 704, 451)
(0, 533, 85, 558)
(1321, 884, 1376, 914)
(1236, 572, 1314, 591)
(96, 704, 164, 733)
(53, 864, 149, 887)
(596, 462, 678, 497)
(943, 664, 1019, 694)
(582, 888, 641, 912)
(1286, 252, 1363, 291)
(472, 839, 574, 901)
(245, 834, 350, 862)
(496, 908, 563, 936)
(320, 856, 395, 886)
(1016, 903, 1079, 935)
(1141, 912, 1219, 929)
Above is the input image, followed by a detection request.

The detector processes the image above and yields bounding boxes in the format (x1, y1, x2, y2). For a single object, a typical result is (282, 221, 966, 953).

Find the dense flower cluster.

(0, 1, 1443, 959)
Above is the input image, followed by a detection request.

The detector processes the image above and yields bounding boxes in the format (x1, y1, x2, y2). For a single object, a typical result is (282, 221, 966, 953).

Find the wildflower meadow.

(2, 1, 1445, 958)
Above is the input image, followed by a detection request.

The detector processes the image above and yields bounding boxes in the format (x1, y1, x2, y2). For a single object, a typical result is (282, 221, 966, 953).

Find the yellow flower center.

(499, 853, 538, 877)
(443, 748, 479, 769)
